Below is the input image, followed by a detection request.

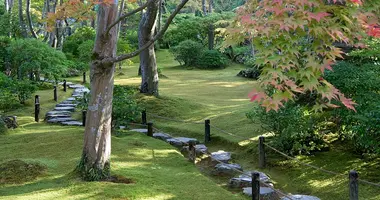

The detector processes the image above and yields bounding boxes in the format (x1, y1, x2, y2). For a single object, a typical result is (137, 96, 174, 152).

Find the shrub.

(0, 74, 19, 110)
(197, 50, 229, 69)
(170, 40, 204, 67)
(325, 61, 380, 153)
(247, 104, 327, 155)
(237, 68, 261, 79)
(14, 80, 37, 104)
(112, 85, 141, 127)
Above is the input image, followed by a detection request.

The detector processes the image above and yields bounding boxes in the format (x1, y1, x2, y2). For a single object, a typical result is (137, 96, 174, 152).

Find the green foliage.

(348, 38, 380, 65)
(14, 80, 38, 104)
(112, 85, 141, 127)
(198, 50, 229, 69)
(7, 38, 69, 80)
(0, 36, 11, 72)
(325, 61, 380, 153)
(63, 27, 96, 57)
(76, 154, 110, 181)
(77, 40, 94, 63)
(237, 68, 261, 79)
(0, 74, 20, 110)
(247, 104, 327, 155)
(170, 40, 204, 66)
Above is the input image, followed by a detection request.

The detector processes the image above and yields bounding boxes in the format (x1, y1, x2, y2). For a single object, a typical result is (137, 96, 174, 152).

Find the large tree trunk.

(138, 0, 159, 96)
(202, 0, 207, 15)
(48, 0, 57, 48)
(18, 0, 28, 37)
(26, 0, 37, 38)
(77, 1, 118, 181)
(207, 0, 214, 50)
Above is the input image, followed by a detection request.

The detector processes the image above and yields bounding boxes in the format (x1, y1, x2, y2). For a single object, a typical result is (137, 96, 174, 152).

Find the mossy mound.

(0, 159, 47, 184)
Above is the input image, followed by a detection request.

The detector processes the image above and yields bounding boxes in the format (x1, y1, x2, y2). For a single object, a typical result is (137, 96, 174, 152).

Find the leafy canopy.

(224, 0, 380, 112)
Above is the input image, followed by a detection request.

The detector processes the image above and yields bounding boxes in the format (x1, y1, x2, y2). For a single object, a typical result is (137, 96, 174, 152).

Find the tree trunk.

(26, 0, 37, 38)
(208, 0, 213, 13)
(48, 0, 57, 48)
(138, 0, 159, 96)
(117, 0, 125, 37)
(207, 0, 214, 50)
(18, 0, 28, 37)
(77, 1, 118, 181)
(202, 0, 207, 15)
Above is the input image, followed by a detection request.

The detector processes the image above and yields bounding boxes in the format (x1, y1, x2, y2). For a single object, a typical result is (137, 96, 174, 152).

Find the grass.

(114, 50, 380, 200)
(0, 122, 246, 200)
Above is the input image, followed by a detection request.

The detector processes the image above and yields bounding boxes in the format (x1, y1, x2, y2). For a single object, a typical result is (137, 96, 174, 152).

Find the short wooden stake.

(82, 110, 87, 127)
(83, 72, 86, 83)
(142, 110, 147, 124)
(259, 136, 266, 168)
(349, 170, 359, 200)
(53, 86, 57, 102)
(188, 141, 196, 163)
(205, 119, 211, 143)
(147, 122, 153, 137)
(63, 80, 67, 92)
(252, 172, 260, 200)
(34, 95, 40, 122)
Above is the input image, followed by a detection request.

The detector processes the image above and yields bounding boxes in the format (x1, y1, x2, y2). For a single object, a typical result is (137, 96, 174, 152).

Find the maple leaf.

(308, 12, 330, 22)
(248, 89, 267, 103)
(340, 96, 357, 112)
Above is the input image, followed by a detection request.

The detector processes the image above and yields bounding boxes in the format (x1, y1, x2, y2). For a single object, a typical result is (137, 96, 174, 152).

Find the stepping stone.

(119, 126, 126, 130)
(69, 84, 86, 89)
(212, 163, 243, 176)
(46, 111, 72, 116)
(47, 117, 75, 123)
(153, 133, 172, 141)
(166, 137, 199, 147)
(74, 87, 90, 94)
(242, 187, 277, 199)
(58, 81, 74, 86)
(67, 97, 76, 101)
(195, 144, 208, 154)
(281, 195, 321, 200)
(72, 94, 84, 98)
(45, 114, 71, 120)
(61, 121, 83, 126)
(56, 103, 77, 107)
(211, 151, 231, 163)
(54, 107, 75, 112)
(229, 171, 271, 188)
(61, 100, 75, 104)
(130, 129, 147, 133)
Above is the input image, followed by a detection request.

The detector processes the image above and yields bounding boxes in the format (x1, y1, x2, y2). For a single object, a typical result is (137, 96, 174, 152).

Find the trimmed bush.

(170, 40, 204, 67)
(198, 50, 229, 69)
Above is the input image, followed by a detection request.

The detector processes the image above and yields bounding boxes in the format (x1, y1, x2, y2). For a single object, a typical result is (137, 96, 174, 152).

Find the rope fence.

(138, 111, 380, 200)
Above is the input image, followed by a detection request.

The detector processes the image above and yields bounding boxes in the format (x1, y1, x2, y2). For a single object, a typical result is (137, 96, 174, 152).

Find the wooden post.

(83, 72, 86, 83)
(147, 122, 153, 137)
(349, 170, 359, 200)
(259, 136, 266, 168)
(34, 95, 40, 122)
(205, 119, 211, 143)
(188, 141, 196, 163)
(53, 86, 57, 102)
(82, 110, 87, 126)
(252, 172, 260, 200)
(63, 79, 67, 92)
(142, 110, 147, 124)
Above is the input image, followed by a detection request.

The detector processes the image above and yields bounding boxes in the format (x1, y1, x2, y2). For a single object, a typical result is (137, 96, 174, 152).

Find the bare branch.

(108, 0, 189, 63)
(105, 0, 157, 35)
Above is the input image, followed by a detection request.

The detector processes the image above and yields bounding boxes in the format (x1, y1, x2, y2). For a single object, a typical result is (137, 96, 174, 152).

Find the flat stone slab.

(46, 111, 72, 116)
(47, 117, 75, 123)
(243, 187, 276, 199)
(61, 121, 83, 126)
(72, 94, 84, 98)
(54, 107, 75, 112)
(60, 100, 75, 104)
(212, 163, 243, 176)
(74, 87, 90, 94)
(166, 137, 199, 147)
(45, 114, 71, 120)
(130, 129, 148, 133)
(211, 151, 231, 163)
(153, 133, 172, 141)
(58, 81, 74, 86)
(281, 195, 321, 200)
(166, 138, 183, 147)
(68, 84, 86, 89)
(195, 144, 208, 154)
(229, 171, 271, 188)
(66, 97, 76, 101)
(56, 103, 77, 107)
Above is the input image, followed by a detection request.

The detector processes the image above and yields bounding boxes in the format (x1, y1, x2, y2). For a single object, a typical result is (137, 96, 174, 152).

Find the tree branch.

(108, 0, 189, 63)
(105, 0, 157, 35)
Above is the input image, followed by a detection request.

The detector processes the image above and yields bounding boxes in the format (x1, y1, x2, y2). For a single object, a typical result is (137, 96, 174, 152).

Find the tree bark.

(207, 0, 214, 50)
(117, 0, 125, 37)
(202, 0, 207, 15)
(77, 1, 118, 181)
(48, 0, 57, 47)
(138, 0, 159, 96)
(208, 0, 213, 13)
(18, 0, 28, 37)
(26, 0, 37, 38)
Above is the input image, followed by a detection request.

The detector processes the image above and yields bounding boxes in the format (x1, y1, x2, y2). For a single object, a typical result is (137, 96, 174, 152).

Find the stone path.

(130, 128, 321, 200)
(45, 81, 89, 126)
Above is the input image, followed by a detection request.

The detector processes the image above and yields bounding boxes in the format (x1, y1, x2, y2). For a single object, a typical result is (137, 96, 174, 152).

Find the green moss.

(75, 154, 110, 181)
(0, 159, 47, 184)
